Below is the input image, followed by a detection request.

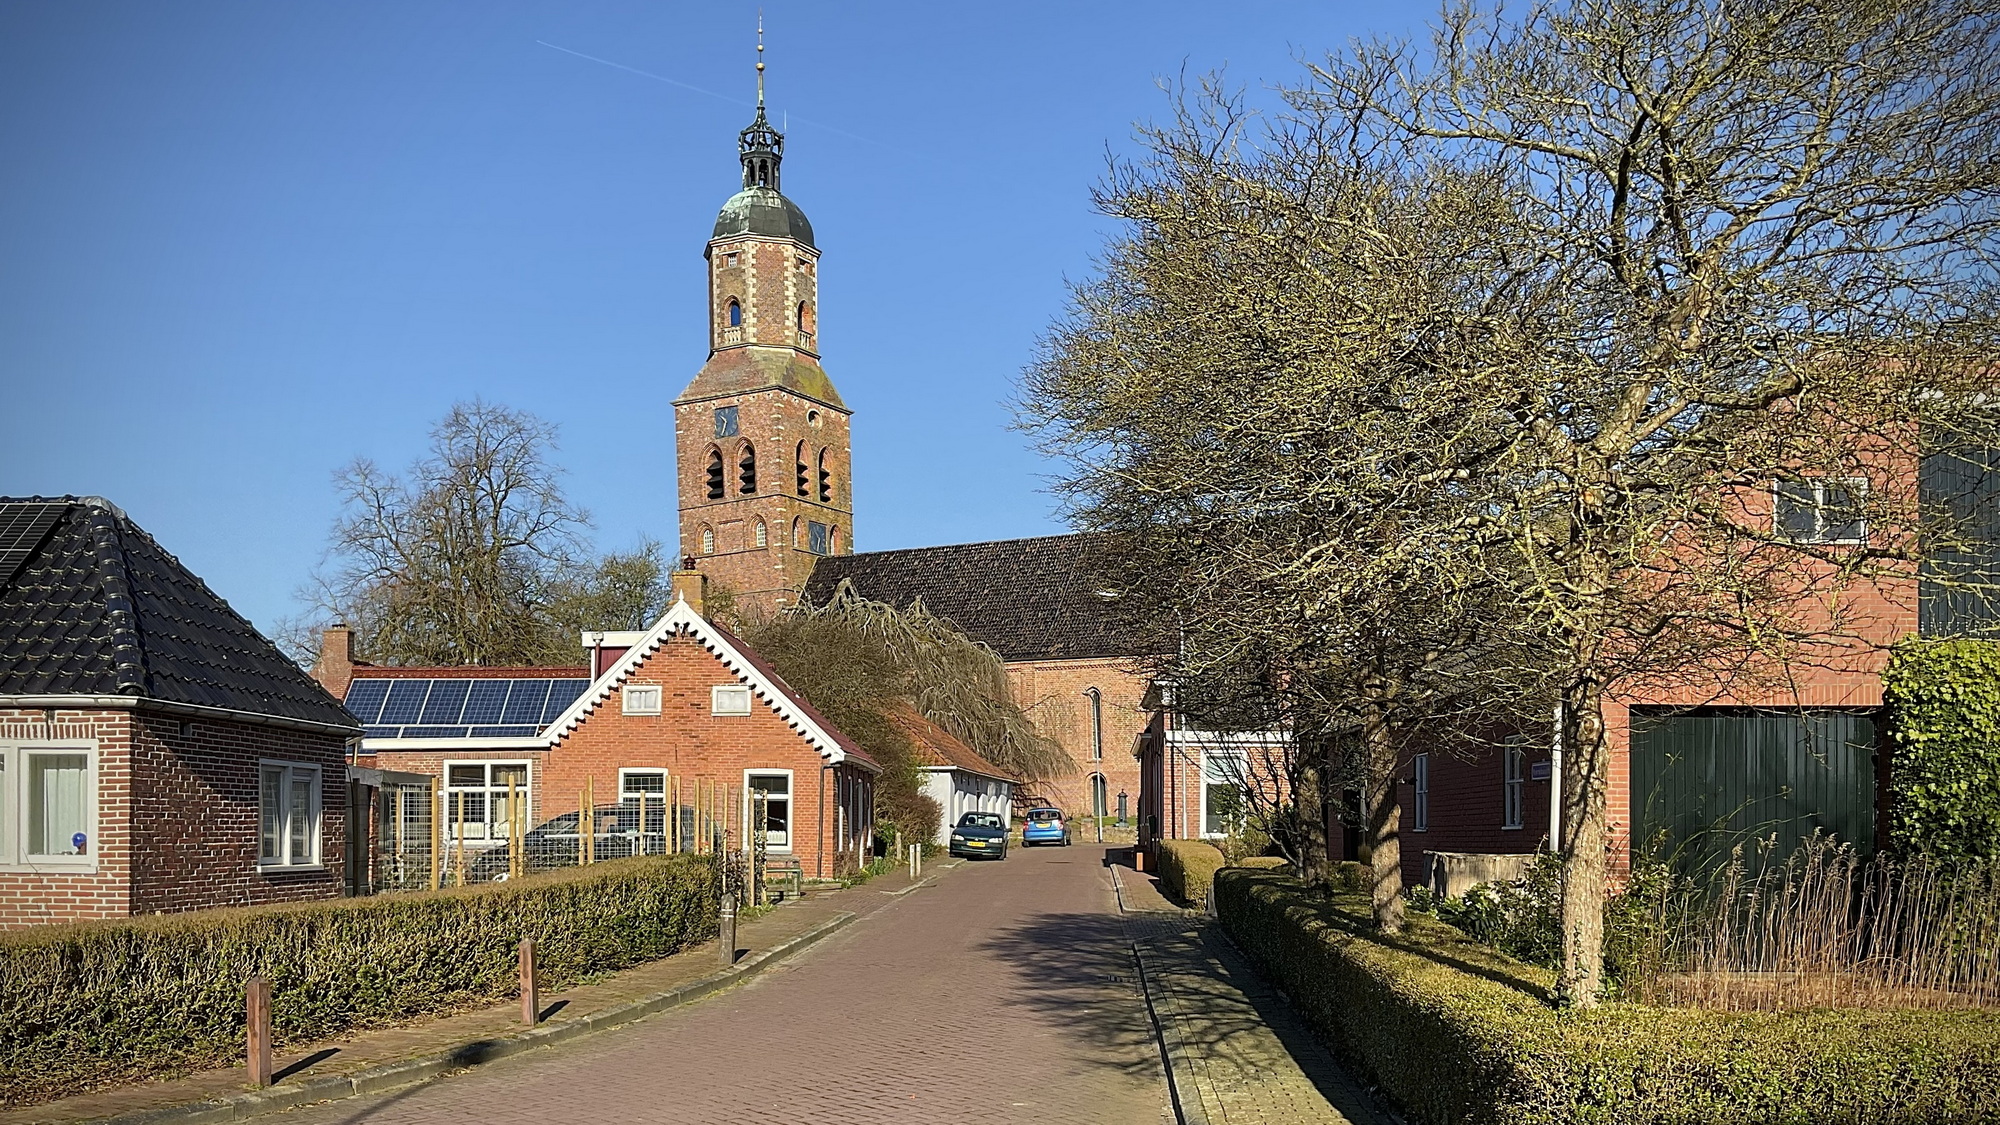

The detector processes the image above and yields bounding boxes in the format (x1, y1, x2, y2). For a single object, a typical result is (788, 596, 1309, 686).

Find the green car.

(948, 812, 1008, 859)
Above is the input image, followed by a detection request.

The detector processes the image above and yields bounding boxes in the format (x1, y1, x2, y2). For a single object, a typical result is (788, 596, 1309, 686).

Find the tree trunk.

(1555, 672, 1609, 1006)
(1294, 733, 1329, 887)
(1361, 683, 1404, 933)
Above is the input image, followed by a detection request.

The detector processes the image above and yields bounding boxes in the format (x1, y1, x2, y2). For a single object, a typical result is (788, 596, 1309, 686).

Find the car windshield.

(959, 813, 1003, 829)
(1029, 810, 1061, 821)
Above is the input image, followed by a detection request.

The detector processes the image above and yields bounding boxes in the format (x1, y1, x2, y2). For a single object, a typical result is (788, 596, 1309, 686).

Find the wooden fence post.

(519, 938, 538, 1025)
(245, 975, 272, 1087)
(718, 890, 737, 968)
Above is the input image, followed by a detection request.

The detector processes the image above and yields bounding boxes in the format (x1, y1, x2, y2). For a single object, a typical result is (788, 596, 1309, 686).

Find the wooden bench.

(762, 855, 804, 902)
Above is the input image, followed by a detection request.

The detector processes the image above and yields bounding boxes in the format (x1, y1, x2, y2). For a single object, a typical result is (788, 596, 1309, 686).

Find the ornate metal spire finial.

(756, 11, 765, 109)
(737, 12, 782, 191)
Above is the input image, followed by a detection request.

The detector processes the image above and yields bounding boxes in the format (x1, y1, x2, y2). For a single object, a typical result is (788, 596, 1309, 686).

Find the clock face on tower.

(673, 100, 850, 617)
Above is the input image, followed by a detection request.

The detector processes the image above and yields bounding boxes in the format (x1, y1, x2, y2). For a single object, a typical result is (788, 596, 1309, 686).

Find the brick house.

(0, 496, 361, 928)
(316, 575, 879, 880)
(803, 535, 1168, 824)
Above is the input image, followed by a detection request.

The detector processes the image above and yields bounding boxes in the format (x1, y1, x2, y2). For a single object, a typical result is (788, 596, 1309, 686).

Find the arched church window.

(829, 525, 841, 554)
(738, 442, 758, 494)
(700, 526, 715, 555)
(817, 448, 831, 503)
(795, 441, 809, 497)
(754, 519, 768, 549)
(791, 517, 802, 549)
(727, 299, 742, 328)
(705, 447, 725, 500)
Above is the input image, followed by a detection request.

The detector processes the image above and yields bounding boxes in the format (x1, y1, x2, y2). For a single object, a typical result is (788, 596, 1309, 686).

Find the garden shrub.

(1155, 839, 1228, 906)
(1884, 638, 2000, 859)
(1216, 865, 2000, 1124)
(0, 853, 716, 1106)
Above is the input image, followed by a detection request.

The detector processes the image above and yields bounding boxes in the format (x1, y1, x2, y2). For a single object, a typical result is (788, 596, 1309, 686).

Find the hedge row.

(1155, 839, 1228, 907)
(1215, 866, 2000, 1124)
(1884, 637, 2000, 859)
(0, 854, 717, 1106)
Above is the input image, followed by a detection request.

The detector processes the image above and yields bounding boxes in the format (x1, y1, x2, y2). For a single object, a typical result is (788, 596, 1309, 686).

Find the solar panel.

(380, 680, 430, 724)
(543, 679, 587, 722)
(501, 680, 551, 724)
(0, 502, 69, 588)
(419, 679, 471, 724)
(472, 725, 539, 738)
(462, 680, 509, 723)
(343, 680, 390, 724)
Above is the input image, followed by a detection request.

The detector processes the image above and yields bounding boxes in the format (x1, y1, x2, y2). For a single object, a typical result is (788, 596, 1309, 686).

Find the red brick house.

(0, 497, 361, 928)
(318, 575, 879, 880)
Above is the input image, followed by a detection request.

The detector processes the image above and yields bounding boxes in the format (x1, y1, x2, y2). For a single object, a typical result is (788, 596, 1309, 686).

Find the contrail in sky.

(536, 40, 878, 146)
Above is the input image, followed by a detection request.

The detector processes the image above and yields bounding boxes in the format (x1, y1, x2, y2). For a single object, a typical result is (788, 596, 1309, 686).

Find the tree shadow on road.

(971, 910, 1174, 1083)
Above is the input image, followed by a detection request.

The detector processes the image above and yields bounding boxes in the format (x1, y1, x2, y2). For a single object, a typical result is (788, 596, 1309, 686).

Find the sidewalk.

(2, 861, 957, 1125)
(1109, 859, 1397, 1125)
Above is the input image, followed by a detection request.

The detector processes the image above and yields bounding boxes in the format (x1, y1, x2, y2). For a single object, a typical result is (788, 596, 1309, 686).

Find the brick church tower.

(674, 44, 852, 616)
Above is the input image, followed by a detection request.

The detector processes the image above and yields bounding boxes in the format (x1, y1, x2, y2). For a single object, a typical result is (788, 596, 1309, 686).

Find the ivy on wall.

(1884, 638, 2000, 859)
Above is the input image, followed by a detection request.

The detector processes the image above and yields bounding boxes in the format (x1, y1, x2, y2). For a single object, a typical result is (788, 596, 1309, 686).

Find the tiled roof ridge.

(827, 530, 1108, 564)
(78, 503, 145, 695)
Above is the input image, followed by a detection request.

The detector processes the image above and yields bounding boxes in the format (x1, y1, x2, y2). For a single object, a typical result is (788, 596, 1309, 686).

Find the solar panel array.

(0, 502, 70, 588)
(345, 677, 589, 740)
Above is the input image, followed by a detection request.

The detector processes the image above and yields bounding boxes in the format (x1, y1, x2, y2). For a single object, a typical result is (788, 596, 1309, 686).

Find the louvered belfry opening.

(795, 441, 809, 497)
(817, 448, 831, 503)
(738, 442, 758, 495)
(705, 448, 726, 500)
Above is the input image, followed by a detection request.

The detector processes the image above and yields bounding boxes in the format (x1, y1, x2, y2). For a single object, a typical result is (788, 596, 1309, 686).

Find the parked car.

(468, 805, 667, 881)
(1021, 807, 1071, 847)
(948, 812, 1008, 860)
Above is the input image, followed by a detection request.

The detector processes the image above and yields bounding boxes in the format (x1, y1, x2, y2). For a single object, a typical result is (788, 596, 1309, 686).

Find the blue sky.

(0, 1, 1426, 636)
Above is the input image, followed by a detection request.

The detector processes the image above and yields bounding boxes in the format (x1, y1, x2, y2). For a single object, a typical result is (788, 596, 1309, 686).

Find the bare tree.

(302, 401, 591, 666)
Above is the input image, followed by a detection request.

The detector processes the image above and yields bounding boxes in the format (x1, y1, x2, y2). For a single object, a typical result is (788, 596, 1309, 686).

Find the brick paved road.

(270, 845, 1173, 1125)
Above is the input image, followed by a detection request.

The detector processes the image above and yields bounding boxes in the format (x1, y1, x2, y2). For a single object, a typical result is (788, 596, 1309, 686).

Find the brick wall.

(1004, 657, 1149, 821)
(0, 706, 346, 929)
(544, 631, 869, 878)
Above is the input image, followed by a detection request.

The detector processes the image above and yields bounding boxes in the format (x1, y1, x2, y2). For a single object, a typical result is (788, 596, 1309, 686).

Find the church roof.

(677, 346, 847, 409)
(801, 533, 1166, 664)
(0, 496, 360, 732)
(712, 186, 815, 249)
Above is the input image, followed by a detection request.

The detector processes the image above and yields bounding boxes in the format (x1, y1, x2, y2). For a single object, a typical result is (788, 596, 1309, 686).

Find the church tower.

(674, 32, 852, 616)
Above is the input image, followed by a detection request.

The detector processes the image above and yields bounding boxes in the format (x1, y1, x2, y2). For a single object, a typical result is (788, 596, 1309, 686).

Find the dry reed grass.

(1628, 834, 2000, 1010)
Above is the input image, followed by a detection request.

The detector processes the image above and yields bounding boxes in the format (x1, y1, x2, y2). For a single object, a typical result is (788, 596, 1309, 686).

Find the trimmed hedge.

(0, 854, 717, 1106)
(1216, 866, 2000, 1125)
(1884, 637, 2000, 858)
(1155, 839, 1228, 906)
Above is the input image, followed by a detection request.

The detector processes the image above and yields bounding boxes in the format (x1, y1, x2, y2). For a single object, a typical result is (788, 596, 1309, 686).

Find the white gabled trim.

(544, 595, 864, 767)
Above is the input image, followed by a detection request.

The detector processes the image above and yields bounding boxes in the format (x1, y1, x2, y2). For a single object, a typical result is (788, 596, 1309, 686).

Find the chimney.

(311, 623, 355, 700)
(671, 563, 707, 618)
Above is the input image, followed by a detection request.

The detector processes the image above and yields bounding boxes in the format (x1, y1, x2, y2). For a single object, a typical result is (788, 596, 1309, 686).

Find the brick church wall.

(1005, 657, 1148, 821)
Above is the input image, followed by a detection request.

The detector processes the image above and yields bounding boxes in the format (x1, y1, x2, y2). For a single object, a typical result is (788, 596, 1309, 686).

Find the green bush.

(1885, 638, 2000, 859)
(0, 854, 717, 1106)
(1156, 839, 1228, 906)
(1216, 866, 2000, 1124)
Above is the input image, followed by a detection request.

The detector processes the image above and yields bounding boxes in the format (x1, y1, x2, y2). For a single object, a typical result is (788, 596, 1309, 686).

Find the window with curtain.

(259, 761, 321, 866)
(28, 752, 88, 857)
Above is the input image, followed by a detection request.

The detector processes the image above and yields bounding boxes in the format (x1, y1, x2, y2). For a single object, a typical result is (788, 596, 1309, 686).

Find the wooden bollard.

(718, 890, 737, 968)
(519, 938, 538, 1025)
(245, 975, 272, 1087)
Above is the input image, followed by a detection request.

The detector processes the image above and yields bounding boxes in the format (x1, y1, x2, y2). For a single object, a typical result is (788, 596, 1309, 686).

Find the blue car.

(1021, 807, 1071, 847)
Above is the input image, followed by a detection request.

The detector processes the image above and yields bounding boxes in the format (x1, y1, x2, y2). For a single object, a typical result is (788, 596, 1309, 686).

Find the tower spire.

(738, 14, 782, 191)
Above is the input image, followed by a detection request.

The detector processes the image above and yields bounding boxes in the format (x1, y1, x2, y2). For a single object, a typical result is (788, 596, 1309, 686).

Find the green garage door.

(1629, 709, 1879, 866)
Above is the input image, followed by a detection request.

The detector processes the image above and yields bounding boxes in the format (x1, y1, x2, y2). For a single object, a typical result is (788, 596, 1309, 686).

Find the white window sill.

(257, 861, 329, 875)
(0, 860, 99, 874)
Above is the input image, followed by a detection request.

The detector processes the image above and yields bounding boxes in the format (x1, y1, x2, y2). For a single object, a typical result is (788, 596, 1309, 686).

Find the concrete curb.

(1130, 931, 1213, 1125)
(83, 911, 859, 1125)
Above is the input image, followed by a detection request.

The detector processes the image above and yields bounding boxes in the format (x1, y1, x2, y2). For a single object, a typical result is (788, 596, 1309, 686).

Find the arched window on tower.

(795, 441, 809, 497)
(700, 525, 715, 555)
(738, 442, 757, 494)
(704, 447, 725, 500)
(817, 448, 831, 503)
(829, 525, 841, 554)
(796, 302, 814, 349)
(754, 519, 768, 549)
(790, 517, 802, 549)
(727, 299, 742, 327)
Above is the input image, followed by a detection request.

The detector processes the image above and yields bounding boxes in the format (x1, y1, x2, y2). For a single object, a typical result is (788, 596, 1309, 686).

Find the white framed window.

(1200, 749, 1246, 838)
(622, 684, 662, 715)
(619, 769, 668, 837)
(0, 744, 99, 869)
(1412, 753, 1430, 833)
(712, 685, 753, 716)
(1503, 740, 1526, 830)
(1774, 478, 1868, 544)
(745, 769, 792, 849)
(441, 761, 529, 844)
(259, 760, 322, 867)
(754, 520, 768, 549)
